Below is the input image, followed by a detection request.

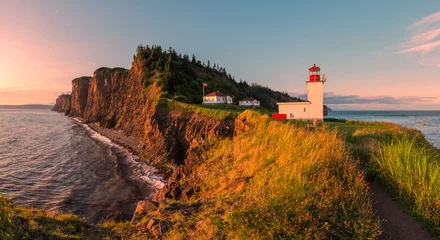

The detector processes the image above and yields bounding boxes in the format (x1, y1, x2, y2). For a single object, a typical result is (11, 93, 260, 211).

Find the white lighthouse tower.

(274, 64, 326, 121)
(307, 64, 325, 120)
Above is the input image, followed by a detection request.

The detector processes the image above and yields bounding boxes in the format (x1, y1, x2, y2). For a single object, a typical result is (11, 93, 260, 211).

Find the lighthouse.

(307, 64, 325, 120)
(274, 64, 326, 121)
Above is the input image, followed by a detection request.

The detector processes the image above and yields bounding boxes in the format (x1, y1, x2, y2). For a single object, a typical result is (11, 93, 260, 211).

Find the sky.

(1, 1, 440, 110)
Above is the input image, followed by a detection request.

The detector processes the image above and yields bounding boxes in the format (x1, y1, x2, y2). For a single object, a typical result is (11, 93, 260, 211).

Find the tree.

(192, 54, 196, 64)
(207, 60, 211, 68)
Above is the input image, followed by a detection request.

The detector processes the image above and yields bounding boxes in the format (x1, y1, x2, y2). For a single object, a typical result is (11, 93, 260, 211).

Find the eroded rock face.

(58, 58, 236, 203)
(70, 77, 91, 118)
(52, 94, 72, 114)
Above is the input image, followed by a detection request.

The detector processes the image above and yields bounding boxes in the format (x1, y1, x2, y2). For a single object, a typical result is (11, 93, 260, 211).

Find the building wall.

(204, 96, 232, 104)
(239, 100, 260, 106)
(306, 81, 324, 120)
(278, 103, 310, 119)
(226, 96, 233, 104)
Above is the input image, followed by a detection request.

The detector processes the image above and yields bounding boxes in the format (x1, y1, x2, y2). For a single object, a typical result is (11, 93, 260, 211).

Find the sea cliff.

(52, 94, 71, 114)
(53, 54, 237, 202)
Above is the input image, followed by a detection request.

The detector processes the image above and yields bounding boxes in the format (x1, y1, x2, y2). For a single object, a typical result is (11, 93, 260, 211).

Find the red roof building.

(203, 91, 233, 104)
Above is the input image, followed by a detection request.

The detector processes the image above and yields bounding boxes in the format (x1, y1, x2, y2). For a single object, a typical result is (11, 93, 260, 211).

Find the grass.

(374, 136, 440, 232)
(154, 110, 381, 239)
(94, 67, 129, 76)
(325, 117, 440, 235)
(157, 98, 239, 120)
(0, 195, 106, 239)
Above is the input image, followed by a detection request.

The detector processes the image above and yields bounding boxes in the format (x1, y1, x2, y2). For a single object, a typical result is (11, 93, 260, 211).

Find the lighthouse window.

(304, 108, 306, 112)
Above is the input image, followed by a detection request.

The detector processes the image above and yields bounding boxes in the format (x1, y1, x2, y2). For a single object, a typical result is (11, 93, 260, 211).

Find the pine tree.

(192, 54, 196, 64)
(207, 60, 210, 68)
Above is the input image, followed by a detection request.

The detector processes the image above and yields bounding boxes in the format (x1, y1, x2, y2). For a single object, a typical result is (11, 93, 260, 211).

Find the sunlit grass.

(162, 110, 381, 239)
(372, 134, 440, 233)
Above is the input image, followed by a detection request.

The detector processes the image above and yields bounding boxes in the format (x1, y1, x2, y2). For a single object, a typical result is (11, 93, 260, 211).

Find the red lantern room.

(308, 64, 320, 82)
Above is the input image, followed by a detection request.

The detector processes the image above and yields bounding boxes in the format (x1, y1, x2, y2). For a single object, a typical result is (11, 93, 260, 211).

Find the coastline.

(86, 122, 142, 155)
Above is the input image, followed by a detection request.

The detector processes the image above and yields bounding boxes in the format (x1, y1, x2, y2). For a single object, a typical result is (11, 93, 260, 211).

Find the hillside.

(135, 45, 301, 109)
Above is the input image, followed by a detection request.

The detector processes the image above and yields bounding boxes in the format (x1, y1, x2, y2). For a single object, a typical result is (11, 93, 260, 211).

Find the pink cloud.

(397, 40, 440, 54)
(409, 11, 440, 29)
(409, 28, 440, 45)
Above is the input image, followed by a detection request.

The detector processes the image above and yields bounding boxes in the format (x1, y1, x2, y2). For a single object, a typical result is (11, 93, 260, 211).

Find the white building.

(239, 97, 260, 107)
(203, 91, 233, 104)
(275, 64, 326, 121)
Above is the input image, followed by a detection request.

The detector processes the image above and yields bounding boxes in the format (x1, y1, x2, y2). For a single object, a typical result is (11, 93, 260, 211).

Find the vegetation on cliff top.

(131, 110, 382, 239)
(72, 76, 92, 83)
(136, 45, 302, 109)
(328, 119, 440, 235)
(94, 67, 129, 76)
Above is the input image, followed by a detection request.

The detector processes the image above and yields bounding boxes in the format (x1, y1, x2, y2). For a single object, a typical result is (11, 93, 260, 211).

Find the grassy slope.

(136, 45, 298, 110)
(0, 195, 110, 240)
(136, 110, 381, 239)
(325, 118, 440, 235)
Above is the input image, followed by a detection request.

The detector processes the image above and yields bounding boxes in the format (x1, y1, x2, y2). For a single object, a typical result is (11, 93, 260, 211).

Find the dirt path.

(369, 181, 436, 240)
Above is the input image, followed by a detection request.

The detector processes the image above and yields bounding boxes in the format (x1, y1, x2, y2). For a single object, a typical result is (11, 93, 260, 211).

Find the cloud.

(398, 10, 440, 66)
(291, 92, 437, 105)
(397, 40, 440, 54)
(409, 11, 440, 29)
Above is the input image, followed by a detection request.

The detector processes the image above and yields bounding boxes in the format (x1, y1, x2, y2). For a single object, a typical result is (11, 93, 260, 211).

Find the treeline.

(135, 45, 302, 109)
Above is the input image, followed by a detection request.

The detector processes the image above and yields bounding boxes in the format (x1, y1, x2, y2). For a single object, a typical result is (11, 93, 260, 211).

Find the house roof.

(240, 97, 258, 102)
(205, 91, 228, 97)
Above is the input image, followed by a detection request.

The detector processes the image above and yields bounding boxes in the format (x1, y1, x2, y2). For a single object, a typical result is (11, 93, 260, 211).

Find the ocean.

(0, 109, 164, 223)
(327, 110, 440, 149)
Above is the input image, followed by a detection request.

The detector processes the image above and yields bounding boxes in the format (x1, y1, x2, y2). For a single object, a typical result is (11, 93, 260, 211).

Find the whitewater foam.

(79, 122, 166, 191)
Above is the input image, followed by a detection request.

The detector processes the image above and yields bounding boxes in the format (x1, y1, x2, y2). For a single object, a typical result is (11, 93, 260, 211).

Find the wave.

(78, 122, 166, 191)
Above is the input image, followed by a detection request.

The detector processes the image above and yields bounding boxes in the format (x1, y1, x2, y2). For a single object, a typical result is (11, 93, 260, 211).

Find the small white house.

(239, 97, 260, 107)
(203, 91, 233, 104)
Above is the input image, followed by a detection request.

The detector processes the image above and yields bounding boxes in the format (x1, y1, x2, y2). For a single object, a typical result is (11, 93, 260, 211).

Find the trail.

(369, 181, 436, 240)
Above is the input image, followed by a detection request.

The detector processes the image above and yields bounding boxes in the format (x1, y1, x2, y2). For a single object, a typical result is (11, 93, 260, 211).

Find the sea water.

(327, 110, 440, 149)
(0, 109, 164, 223)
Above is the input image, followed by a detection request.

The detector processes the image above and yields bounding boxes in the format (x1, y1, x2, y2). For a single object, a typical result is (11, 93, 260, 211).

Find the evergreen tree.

(207, 60, 211, 68)
(192, 54, 196, 63)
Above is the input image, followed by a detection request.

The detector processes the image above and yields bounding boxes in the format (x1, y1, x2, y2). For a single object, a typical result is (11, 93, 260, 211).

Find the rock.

(146, 219, 156, 230)
(52, 94, 71, 113)
(70, 77, 91, 117)
(134, 200, 158, 215)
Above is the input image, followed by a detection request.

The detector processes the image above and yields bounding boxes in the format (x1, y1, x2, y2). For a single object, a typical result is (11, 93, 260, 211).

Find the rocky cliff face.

(70, 77, 91, 117)
(55, 58, 236, 202)
(52, 94, 72, 114)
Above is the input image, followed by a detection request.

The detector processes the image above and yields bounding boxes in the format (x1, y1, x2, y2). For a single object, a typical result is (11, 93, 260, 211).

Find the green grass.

(325, 117, 440, 235)
(95, 67, 129, 75)
(159, 98, 239, 120)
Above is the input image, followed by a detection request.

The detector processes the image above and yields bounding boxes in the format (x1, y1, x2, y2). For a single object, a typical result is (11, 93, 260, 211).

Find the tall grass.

(0, 195, 15, 239)
(373, 135, 440, 232)
(164, 110, 381, 239)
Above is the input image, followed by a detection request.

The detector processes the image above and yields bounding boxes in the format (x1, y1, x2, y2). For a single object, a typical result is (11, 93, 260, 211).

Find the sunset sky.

(1, 1, 440, 110)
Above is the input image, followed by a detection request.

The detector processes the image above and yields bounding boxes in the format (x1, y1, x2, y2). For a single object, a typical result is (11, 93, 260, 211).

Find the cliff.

(70, 76, 91, 117)
(52, 94, 71, 114)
